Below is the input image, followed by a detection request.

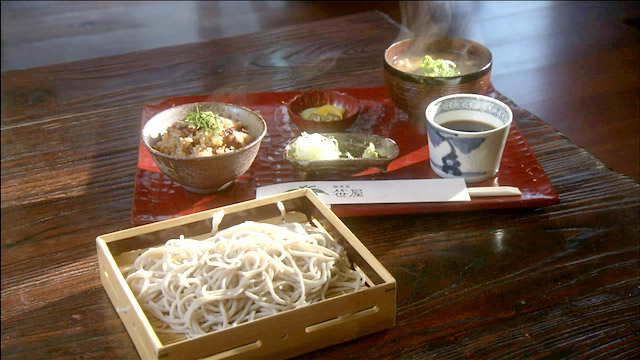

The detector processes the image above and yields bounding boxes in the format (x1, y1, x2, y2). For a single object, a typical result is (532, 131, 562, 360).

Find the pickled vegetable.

(299, 104, 345, 122)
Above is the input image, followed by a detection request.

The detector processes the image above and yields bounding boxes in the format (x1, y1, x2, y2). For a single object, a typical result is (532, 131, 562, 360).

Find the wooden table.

(2, 10, 639, 360)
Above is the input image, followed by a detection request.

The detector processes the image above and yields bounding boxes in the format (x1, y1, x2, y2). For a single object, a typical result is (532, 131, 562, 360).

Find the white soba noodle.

(121, 212, 365, 338)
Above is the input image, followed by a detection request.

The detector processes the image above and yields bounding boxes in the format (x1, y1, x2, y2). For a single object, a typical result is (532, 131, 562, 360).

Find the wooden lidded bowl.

(384, 37, 492, 119)
(287, 90, 360, 133)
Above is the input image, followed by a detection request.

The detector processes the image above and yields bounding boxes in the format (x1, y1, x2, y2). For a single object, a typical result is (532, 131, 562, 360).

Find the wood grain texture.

(1, 1, 637, 182)
(1, 8, 639, 360)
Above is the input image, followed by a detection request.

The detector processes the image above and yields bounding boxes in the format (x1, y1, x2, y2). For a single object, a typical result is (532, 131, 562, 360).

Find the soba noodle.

(121, 212, 364, 337)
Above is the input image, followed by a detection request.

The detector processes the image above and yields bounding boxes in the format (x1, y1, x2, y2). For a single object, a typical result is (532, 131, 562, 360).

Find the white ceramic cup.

(425, 93, 513, 183)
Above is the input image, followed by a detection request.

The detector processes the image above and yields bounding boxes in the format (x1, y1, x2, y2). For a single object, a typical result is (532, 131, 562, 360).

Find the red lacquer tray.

(132, 86, 558, 226)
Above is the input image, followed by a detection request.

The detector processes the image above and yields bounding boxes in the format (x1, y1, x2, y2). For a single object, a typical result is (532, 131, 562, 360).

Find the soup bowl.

(142, 102, 267, 193)
(383, 37, 492, 119)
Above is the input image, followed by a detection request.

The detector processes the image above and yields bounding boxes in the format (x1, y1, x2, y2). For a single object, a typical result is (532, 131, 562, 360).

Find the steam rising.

(392, 1, 483, 75)
(397, 1, 453, 42)
(395, 1, 477, 44)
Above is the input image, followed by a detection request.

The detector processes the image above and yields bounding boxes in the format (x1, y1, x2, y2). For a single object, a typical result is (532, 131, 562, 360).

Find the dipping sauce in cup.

(425, 94, 513, 183)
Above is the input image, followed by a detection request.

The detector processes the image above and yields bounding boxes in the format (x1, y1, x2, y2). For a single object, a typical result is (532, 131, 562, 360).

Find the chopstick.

(468, 186, 522, 197)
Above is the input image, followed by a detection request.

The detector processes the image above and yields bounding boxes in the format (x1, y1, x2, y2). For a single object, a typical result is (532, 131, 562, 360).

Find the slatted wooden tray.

(100, 189, 396, 359)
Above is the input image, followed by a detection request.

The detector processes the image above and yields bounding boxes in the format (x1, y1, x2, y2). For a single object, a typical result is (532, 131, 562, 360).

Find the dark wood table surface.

(2, 10, 639, 360)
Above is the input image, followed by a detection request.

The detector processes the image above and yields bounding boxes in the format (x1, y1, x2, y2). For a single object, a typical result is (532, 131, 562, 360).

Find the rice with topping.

(153, 113, 254, 158)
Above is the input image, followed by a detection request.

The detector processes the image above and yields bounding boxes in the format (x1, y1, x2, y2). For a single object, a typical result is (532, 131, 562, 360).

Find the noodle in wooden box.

(97, 189, 396, 359)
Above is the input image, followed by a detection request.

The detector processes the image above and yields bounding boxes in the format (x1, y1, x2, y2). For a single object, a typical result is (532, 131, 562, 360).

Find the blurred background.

(1, 1, 638, 182)
(1, 1, 405, 71)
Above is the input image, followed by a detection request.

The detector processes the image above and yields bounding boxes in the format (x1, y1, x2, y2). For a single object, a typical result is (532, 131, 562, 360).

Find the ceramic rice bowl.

(142, 102, 267, 193)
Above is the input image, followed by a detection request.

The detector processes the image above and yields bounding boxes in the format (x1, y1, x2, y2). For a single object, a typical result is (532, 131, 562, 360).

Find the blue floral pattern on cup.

(427, 123, 486, 176)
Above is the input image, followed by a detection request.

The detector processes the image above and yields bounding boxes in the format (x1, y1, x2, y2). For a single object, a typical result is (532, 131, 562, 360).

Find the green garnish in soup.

(393, 54, 462, 77)
(420, 55, 460, 77)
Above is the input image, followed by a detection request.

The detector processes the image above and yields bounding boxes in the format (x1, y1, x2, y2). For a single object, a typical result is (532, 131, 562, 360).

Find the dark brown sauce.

(440, 119, 496, 132)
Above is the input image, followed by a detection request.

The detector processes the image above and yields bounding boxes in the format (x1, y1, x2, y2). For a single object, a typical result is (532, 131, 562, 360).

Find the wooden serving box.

(97, 189, 396, 359)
